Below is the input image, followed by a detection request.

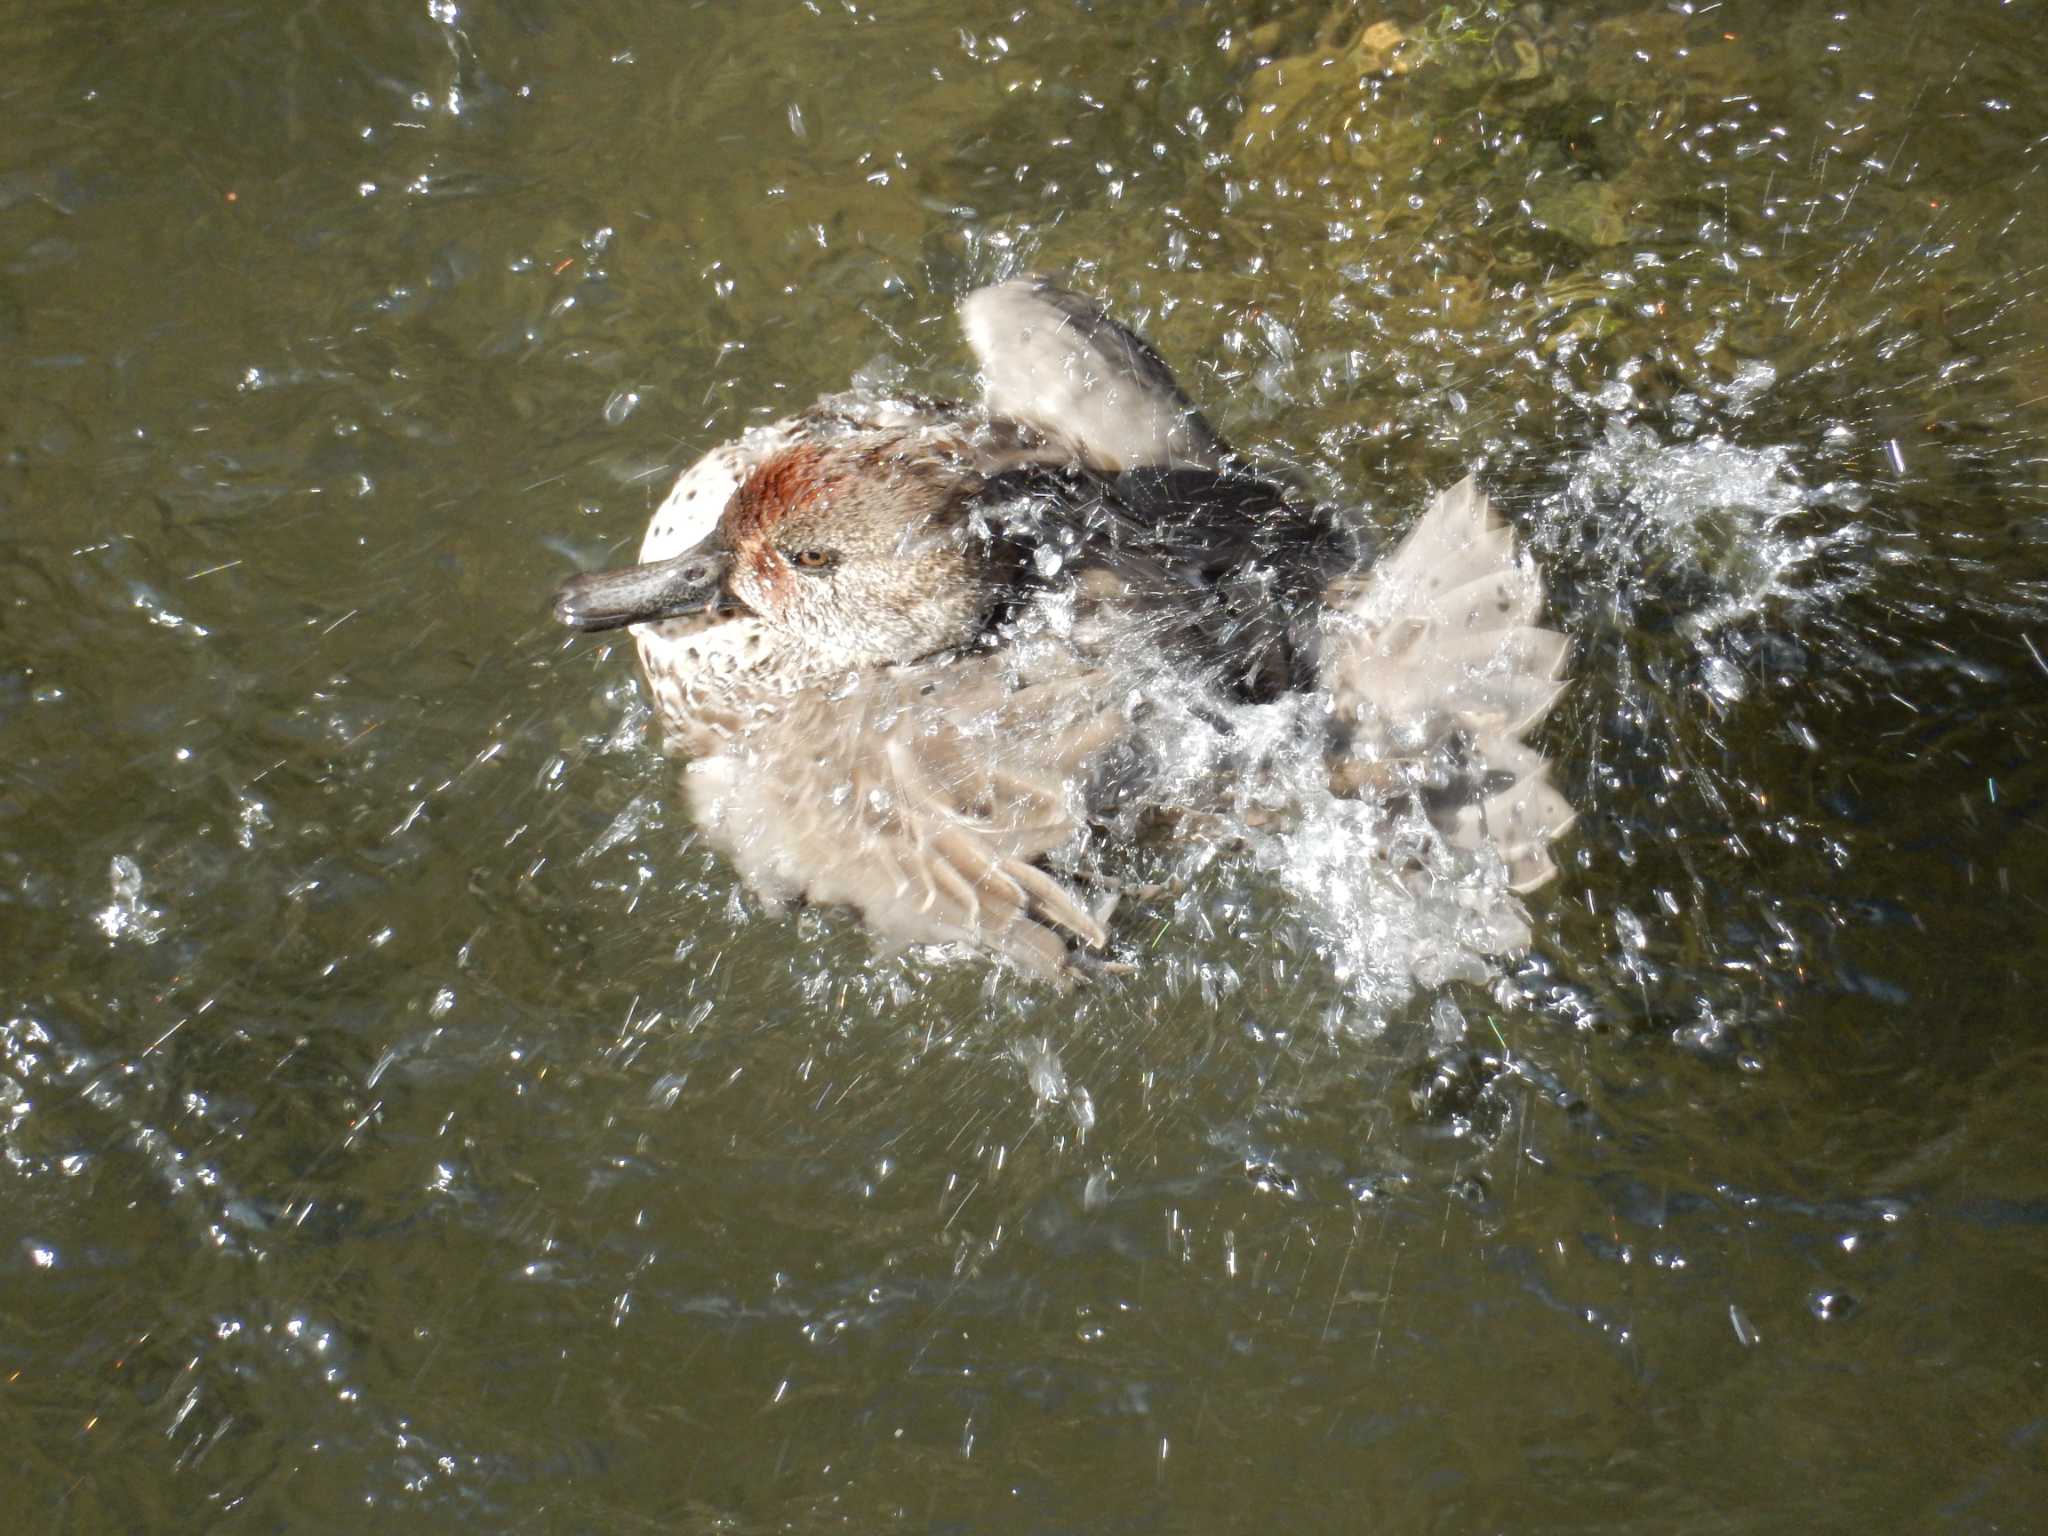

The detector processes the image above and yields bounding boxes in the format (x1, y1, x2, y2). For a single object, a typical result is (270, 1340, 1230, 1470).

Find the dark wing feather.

(971, 465, 1365, 702)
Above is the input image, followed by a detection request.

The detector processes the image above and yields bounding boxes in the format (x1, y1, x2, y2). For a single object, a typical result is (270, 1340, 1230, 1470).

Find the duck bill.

(553, 547, 737, 632)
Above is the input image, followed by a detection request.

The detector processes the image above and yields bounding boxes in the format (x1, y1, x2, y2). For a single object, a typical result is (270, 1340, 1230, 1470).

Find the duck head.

(555, 435, 997, 677)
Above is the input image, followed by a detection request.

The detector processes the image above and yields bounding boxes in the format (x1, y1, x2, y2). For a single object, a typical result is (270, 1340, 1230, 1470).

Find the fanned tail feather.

(1322, 476, 1575, 897)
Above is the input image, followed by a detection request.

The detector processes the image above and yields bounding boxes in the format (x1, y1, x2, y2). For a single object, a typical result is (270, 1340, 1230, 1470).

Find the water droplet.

(1807, 1289, 1857, 1322)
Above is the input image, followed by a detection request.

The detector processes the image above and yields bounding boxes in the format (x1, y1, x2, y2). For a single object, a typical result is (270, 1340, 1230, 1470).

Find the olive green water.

(4, 0, 2045, 1528)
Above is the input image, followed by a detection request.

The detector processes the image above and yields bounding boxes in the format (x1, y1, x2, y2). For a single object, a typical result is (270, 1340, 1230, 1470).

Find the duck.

(553, 278, 1573, 980)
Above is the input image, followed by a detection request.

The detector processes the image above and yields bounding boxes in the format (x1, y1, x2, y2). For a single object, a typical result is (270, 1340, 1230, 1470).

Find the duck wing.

(679, 651, 1125, 979)
(959, 277, 1228, 472)
(1321, 476, 1575, 894)
(959, 278, 1368, 700)
(971, 463, 1360, 702)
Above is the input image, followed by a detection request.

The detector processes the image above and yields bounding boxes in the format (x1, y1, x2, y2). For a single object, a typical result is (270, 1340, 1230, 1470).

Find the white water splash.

(1544, 420, 1869, 636)
(95, 855, 166, 945)
(1009, 1035, 1095, 1134)
(581, 791, 662, 864)
(1120, 674, 1536, 1026)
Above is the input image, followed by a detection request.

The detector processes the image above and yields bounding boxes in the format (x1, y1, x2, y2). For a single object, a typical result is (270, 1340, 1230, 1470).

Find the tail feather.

(1324, 476, 1574, 898)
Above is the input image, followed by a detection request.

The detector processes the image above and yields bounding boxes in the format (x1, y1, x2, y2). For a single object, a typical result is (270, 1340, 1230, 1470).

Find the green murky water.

(5, 0, 2045, 1528)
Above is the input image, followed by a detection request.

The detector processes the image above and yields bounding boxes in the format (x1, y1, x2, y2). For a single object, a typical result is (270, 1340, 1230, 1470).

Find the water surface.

(4, 0, 2045, 1528)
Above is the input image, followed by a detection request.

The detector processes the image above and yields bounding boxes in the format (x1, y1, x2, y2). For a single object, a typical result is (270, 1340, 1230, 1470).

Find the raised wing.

(959, 277, 1229, 472)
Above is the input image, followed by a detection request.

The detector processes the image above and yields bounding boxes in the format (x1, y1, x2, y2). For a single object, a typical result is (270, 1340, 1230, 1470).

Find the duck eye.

(791, 549, 836, 571)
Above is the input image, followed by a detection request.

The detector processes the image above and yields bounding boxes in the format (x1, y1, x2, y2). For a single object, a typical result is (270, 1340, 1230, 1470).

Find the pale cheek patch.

(643, 450, 745, 561)
(641, 425, 797, 563)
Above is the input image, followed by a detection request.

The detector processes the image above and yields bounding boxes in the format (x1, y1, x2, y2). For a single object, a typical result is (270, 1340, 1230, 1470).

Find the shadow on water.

(2, 0, 2045, 1528)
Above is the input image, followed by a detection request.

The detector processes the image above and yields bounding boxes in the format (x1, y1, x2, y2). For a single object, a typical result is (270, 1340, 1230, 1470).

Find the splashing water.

(1099, 661, 1539, 1025)
(1009, 1035, 1095, 1135)
(1058, 406, 1875, 1022)
(1539, 418, 1871, 640)
(95, 856, 166, 946)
